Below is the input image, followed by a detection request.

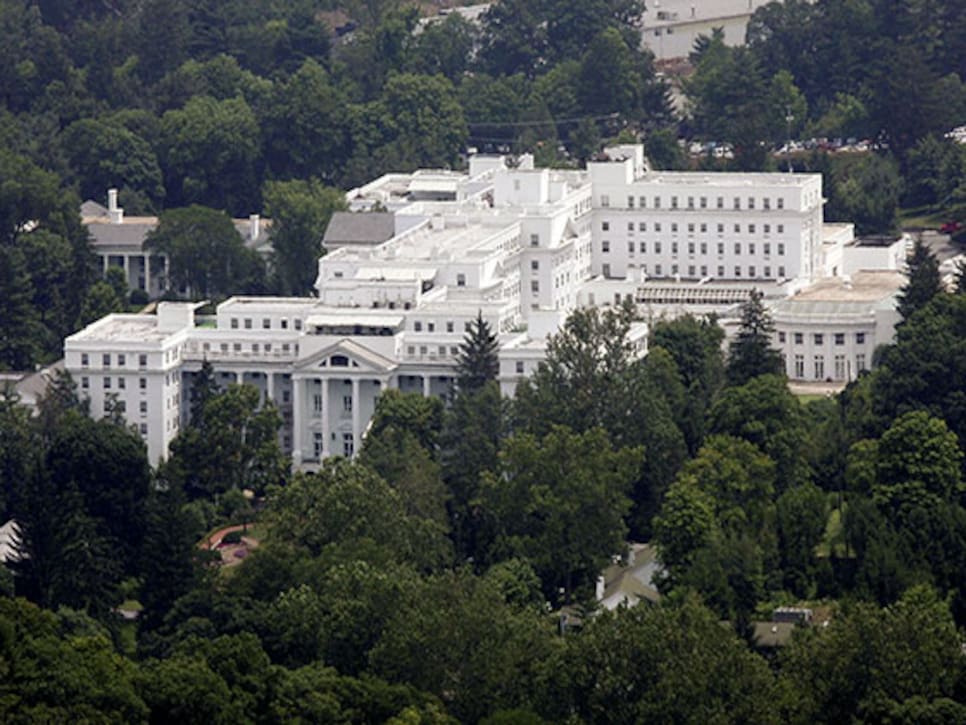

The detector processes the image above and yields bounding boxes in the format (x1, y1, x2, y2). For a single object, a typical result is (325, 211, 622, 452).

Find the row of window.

(791, 354, 867, 379)
(201, 341, 297, 355)
(779, 332, 867, 346)
(312, 431, 356, 458)
(230, 317, 303, 331)
(601, 194, 787, 211)
(603, 240, 787, 257)
(406, 344, 461, 357)
(602, 220, 786, 235)
(97, 396, 150, 416)
(412, 320, 470, 333)
(311, 394, 355, 414)
(83, 375, 178, 414)
(603, 263, 787, 279)
(82, 375, 150, 391)
(81, 352, 148, 368)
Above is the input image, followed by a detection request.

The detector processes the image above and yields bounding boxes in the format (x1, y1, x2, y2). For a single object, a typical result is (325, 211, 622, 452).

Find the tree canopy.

(145, 205, 265, 299)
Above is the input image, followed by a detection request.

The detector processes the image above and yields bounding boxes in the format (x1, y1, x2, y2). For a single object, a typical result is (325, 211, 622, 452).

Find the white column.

(292, 377, 304, 464)
(320, 378, 331, 458)
(265, 371, 274, 402)
(422, 375, 432, 397)
(351, 378, 361, 457)
(235, 371, 243, 385)
(123, 254, 131, 287)
(102, 254, 109, 277)
(144, 255, 151, 294)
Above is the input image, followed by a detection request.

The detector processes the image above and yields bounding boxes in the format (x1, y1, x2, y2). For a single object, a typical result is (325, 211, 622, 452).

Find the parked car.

(940, 221, 962, 234)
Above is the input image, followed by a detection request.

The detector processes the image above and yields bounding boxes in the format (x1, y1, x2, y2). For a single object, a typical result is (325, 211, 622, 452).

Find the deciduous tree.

(776, 481, 828, 595)
(827, 154, 902, 237)
(558, 596, 779, 724)
(781, 586, 966, 722)
(0, 598, 148, 722)
(262, 60, 348, 183)
(514, 301, 638, 436)
(873, 411, 962, 515)
(166, 384, 287, 499)
(146, 205, 265, 298)
(477, 0, 547, 78)
(650, 314, 725, 451)
(268, 458, 449, 571)
(60, 117, 164, 208)
(369, 570, 554, 723)
(263, 179, 345, 296)
(480, 426, 640, 602)
(45, 410, 151, 573)
(158, 94, 261, 214)
(440, 381, 506, 561)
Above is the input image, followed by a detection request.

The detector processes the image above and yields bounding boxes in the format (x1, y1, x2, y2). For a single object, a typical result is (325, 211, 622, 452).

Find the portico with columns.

(291, 340, 398, 465)
(83, 188, 268, 301)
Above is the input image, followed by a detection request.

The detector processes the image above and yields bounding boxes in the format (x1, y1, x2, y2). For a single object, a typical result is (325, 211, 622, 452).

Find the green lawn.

(243, 521, 270, 542)
(898, 204, 946, 230)
(117, 621, 138, 657)
(816, 502, 850, 559)
(795, 393, 828, 405)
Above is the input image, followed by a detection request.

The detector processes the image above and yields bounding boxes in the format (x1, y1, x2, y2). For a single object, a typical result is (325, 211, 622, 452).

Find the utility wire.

(466, 112, 621, 128)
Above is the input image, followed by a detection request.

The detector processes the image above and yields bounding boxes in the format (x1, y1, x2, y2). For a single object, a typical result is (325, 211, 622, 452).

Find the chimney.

(249, 213, 260, 241)
(107, 188, 123, 224)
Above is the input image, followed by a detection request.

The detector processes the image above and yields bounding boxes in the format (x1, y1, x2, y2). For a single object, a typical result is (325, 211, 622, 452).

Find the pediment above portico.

(295, 338, 398, 375)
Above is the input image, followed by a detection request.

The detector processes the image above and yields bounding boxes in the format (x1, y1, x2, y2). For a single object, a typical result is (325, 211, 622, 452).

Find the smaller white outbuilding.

(769, 270, 905, 383)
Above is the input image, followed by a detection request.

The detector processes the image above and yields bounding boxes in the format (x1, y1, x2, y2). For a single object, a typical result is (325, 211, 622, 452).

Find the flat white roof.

(218, 297, 319, 310)
(354, 266, 437, 282)
(67, 314, 173, 343)
(637, 171, 818, 187)
(643, 0, 773, 26)
(350, 169, 470, 201)
(789, 271, 905, 303)
(337, 219, 515, 264)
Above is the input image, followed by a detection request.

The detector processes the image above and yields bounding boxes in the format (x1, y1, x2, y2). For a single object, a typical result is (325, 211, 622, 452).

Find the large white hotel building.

(65, 145, 904, 465)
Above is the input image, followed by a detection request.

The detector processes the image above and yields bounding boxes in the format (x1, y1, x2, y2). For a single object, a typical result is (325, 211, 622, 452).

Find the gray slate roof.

(86, 221, 156, 249)
(323, 212, 395, 247)
(81, 200, 108, 218)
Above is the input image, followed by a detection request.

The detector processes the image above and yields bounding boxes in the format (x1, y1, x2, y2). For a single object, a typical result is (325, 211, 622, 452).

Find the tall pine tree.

(0, 247, 40, 370)
(726, 290, 783, 386)
(455, 311, 499, 393)
(189, 358, 219, 426)
(897, 236, 942, 321)
(954, 259, 966, 295)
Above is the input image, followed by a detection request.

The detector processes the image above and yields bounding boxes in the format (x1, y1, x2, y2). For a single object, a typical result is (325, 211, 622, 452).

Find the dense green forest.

(4, 0, 966, 721)
(5, 279, 966, 722)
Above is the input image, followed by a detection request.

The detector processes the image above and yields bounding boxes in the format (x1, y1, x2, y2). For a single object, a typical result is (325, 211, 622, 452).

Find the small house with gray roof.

(83, 189, 272, 299)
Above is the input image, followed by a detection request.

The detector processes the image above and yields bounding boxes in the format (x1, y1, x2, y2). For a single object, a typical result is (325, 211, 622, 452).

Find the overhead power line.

(466, 112, 621, 129)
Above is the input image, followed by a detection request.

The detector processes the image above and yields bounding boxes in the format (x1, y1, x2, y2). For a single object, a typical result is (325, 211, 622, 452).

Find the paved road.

(918, 230, 961, 263)
(199, 523, 249, 549)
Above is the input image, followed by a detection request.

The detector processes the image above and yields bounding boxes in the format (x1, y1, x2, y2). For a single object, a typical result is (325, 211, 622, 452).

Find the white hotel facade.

(65, 145, 901, 465)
